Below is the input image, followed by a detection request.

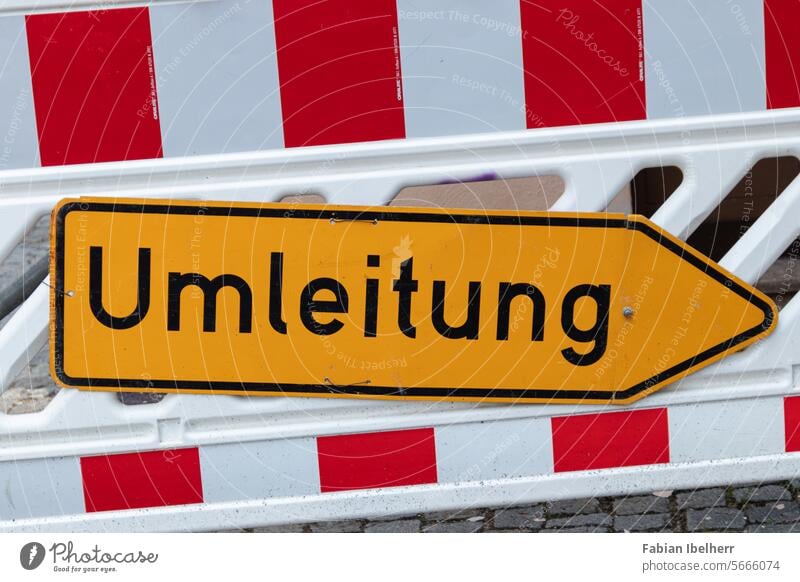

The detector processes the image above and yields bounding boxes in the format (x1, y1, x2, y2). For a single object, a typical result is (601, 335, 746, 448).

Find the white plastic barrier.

(2, 107, 800, 531)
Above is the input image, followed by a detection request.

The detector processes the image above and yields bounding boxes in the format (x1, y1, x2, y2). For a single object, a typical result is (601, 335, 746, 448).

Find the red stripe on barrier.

(520, 0, 646, 128)
(765, 0, 800, 109)
(317, 428, 437, 493)
(784, 396, 800, 452)
(552, 408, 669, 472)
(26, 7, 163, 166)
(80, 448, 203, 512)
(273, 0, 405, 148)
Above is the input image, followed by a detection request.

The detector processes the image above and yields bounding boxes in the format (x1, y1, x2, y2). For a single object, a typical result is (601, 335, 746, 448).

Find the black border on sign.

(53, 201, 775, 401)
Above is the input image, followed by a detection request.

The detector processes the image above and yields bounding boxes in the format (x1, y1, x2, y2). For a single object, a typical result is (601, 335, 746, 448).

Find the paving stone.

(366, 513, 416, 522)
(676, 488, 727, 510)
(614, 513, 672, 532)
(546, 513, 612, 529)
(0, 386, 53, 414)
(733, 485, 791, 504)
(309, 521, 364, 533)
(117, 392, 167, 405)
(424, 508, 485, 521)
(746, 523, 800, 533)
(365, 519, 421, 533)
(686, 508, 746, 532)
(1, 346, 59, 415)
(745, 502, 800, 524)
(250, 524, 307, 533)
(548, 526, 612, 533)
(613, 496, 670, 515)
(12, 374, 56, 390)
(493, 506, 546, 530)
(546, 498, 600, 515)
(423, 520, 482, 533)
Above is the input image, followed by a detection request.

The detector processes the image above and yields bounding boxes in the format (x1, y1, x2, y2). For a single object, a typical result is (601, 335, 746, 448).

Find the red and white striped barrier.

(2, 0, 800, 170)
(4, 104, 800, 529)
(2, 393, 799, 531)
(3, 0, 800, 532)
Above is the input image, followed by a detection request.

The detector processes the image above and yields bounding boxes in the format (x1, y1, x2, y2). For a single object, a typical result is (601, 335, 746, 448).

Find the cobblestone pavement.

(3, 219, 800, 533)
(247, 482, 800, 532)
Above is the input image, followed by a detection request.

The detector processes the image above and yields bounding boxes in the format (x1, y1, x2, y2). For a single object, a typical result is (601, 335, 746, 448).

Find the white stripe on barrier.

(149, 0, 285, 157)
(0, 456, 83, 520)
(435, 417, 553, 484)
(396, 1, 526, 137)
(643, 0, 767, 119)
(199, 438, 320, 503)
(0, 14, 39, 171)
(669, 397, 786, 463)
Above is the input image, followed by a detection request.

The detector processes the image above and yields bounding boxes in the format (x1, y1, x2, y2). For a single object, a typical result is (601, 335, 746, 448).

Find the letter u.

(89, 246, 151, 329)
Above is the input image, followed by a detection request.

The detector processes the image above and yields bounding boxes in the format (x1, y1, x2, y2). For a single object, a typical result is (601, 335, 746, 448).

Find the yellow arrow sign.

(50, 198, 776, 405)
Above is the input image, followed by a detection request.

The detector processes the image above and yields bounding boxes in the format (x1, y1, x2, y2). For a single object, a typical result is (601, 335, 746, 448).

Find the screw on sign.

(49, 198, 776, 405)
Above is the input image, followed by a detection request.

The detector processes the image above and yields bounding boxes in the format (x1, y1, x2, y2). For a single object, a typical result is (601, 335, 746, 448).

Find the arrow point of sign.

(615, 216, 778, 404)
